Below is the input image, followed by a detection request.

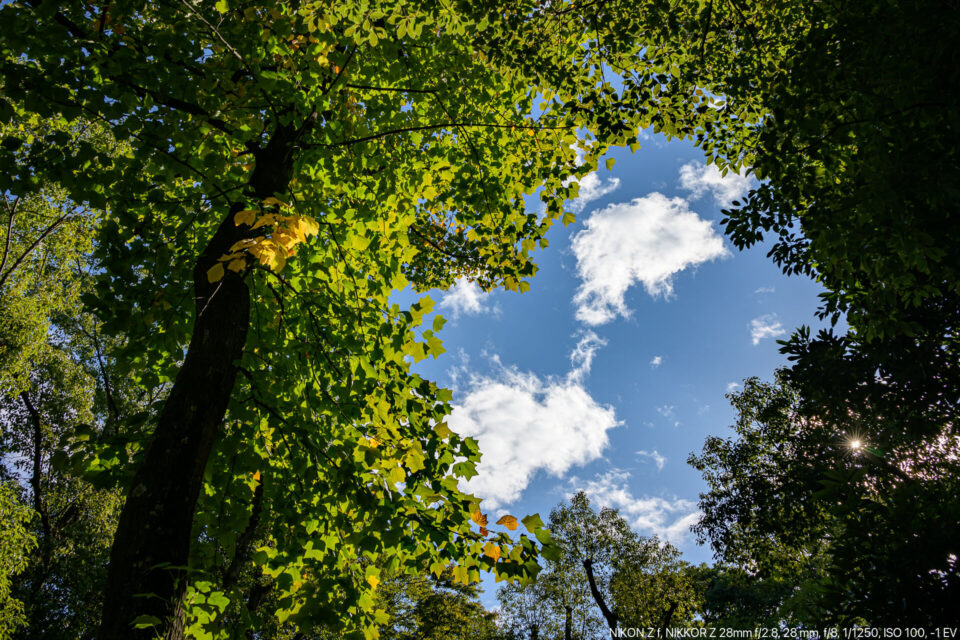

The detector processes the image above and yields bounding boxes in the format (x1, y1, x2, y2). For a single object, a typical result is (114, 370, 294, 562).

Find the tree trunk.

(582, 558, 618, 636)
(99, 125, 298, 640)
(660, 600, 678, 634)
(564, 605, 572, 640)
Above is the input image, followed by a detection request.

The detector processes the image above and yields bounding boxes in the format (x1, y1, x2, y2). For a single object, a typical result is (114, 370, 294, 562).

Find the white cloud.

(568, 331, 607, 383)
(571, 193, 729, 325)
(636, 449, 667, 470)
(563, 144, 621, 214)
(568, 172, 621, 213)
(754, 286, 775, 294)
(569, 469, 700, 544)
(678, 161, 753, 206)
(438, 278, 496, 319)
(656, 405, 675, 418)
(448, 353, 620, 510)
(726, 382, 741, 393)
(750, 313, 787, 345)
(649, 355, 662, 368)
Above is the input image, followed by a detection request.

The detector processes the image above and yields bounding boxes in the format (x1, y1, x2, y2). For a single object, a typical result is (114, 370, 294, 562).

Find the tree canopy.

(4, 0, 959, 636)
(0, 0, 747, 637)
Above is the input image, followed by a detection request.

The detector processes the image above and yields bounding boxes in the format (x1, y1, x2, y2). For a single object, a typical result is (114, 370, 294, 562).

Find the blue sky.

(403, 132, 829, 600)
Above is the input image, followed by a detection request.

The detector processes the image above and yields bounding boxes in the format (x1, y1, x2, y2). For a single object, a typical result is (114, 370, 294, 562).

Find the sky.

(398, 132, 830, 604)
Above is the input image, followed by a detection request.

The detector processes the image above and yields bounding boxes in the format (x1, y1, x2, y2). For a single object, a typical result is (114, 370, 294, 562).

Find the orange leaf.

(483, 542, 501, 562)
(480, 527, 489, 537)
(471, 510, 488, 527)
(496, 515, 519, 531)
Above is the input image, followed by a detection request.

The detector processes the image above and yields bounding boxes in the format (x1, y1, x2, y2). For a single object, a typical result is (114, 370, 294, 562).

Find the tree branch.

(0, 213, 73, 292)
(20, 391, 52, 544)
(0, 194, 19, 281)
(582, 558, 618, 634)
(222, 477, 264, 589)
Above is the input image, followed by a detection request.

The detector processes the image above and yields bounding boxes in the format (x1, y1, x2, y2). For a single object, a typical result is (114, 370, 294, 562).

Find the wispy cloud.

(649, 355, 662, 368)
(567, 469, 700, 544)
(678, 161, 754, 206)
(754, 286, 775, 295)
(438, 278, 497, 319)
(726, 382, 741, 393)
(636, 449, 667, 471)
(568, 331, 607, 383)
(568, 172, 621, 213)
(448, 345, 619, 510)
(750, 313, 786, 345)
(571, 193, 729, 325)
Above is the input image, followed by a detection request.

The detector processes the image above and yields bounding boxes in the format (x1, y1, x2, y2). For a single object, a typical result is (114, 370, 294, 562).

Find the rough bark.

(582, 558, 618, 636)
(98, 124, 299, 640)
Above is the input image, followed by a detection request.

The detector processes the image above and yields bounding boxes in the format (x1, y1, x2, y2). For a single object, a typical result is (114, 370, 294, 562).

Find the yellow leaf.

(262, 196, 286, 207)
(226, 258, 246, 272)
(252, 471, 261, 481)
(297, 215, 319, 237)
(252, 214, 277, 229)
(483, 542, 501, 562)
(434, 423, 453, 439)
(496, 515, 519, 531)
(274, 229, 299, 251)
(471, 510, 488, 527)
(234, 209, 258, 226)
(206, 262, 225, 283)
(366, 575, 379, 590)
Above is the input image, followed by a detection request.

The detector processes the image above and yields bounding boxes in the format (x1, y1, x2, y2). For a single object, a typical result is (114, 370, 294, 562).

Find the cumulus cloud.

(636, 449, 667, 471)
(448, 349, 620, 510)
(438, 278, 496, 319)
(678, 161, 754, 206)
(649, 355, 662, 368)
(750, 313, 787, 345)
(571, 194, 729, 325)
(569, 469, 700, 544)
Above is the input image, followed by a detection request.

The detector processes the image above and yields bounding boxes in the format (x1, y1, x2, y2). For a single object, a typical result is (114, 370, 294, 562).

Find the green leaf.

(521, 513, 544, 533)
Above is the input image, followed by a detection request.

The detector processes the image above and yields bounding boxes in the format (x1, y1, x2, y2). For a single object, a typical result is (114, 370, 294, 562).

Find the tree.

(496, 579, 557, 640)
(685, 0, 960, 626)
(371, 568, 498, 640)
(2, 1, 738, 637)
(0, 482, 35, 640)
(547, 493, 699, 636)
(0, 116, 129, 640)
(690, 374, 959, 626)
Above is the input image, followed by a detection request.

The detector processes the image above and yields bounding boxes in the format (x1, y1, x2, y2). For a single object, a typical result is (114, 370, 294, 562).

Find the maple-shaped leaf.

(234, 209, 258, 226)
(471, 510, 488, 527)
(483, 542, 501, 561)
(496, 515, 519, 531)
(206, 262, 225, 283)
(479, 527, 489, 537)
